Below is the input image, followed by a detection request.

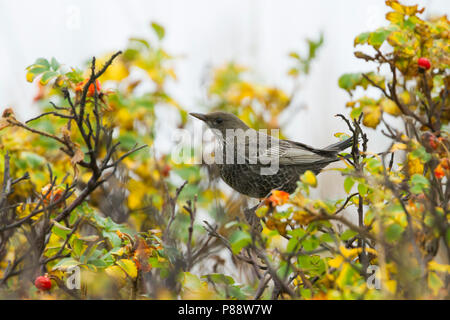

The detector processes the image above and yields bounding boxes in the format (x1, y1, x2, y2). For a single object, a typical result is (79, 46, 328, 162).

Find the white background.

(1, 0, 449, 200)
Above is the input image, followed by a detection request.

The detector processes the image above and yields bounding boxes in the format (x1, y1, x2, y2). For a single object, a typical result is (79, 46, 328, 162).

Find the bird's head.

(190, 112, 250, 136)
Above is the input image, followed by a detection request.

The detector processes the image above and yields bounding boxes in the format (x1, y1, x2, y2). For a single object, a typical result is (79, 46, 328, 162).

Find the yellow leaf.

(386, 11, 404, 24)
(328, 255, 344, 268)
(0, 118, 10, 131)
(428, 261, 450, 273)
(385, 280, 397, 294)
(428, 271, 444, 296)
(340, 245, 359, 259)
(15, 203, 28, 219)
(386, 0, 420, 15)
(116, 108, 134, 130)
(117, 259, 137, 279)
(390, 143, 407, 152)
(301, 170, 317, 188)
(362, 105, 381, 128)
(26, 71, 35, 83)
(381, 98, 401, 116)
(399, 91, 411, 105)
(95, 54, 129, 82)
(127, 179, 147, 210)
(335, 263, 355, 289)
(407, 153, 424, 175)
(105, 265, 127, 287)
(292, 210, 315, 225)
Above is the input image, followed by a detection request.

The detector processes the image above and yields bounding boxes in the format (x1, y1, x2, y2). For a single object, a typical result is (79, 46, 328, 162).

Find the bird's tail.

(323, 137, 353, 153)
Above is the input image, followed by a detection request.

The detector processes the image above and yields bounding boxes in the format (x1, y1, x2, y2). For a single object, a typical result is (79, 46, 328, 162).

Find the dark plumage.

(190, 112, 352, 198)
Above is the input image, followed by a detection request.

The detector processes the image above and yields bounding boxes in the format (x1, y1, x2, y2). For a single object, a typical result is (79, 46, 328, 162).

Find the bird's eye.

(214, 118, 223, 125)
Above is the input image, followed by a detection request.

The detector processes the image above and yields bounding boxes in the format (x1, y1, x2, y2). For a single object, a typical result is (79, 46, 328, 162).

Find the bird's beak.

(189, 112, 208, 122)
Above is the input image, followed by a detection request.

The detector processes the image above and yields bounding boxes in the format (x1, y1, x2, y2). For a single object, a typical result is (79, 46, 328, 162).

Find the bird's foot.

(244, 203, 263, 233)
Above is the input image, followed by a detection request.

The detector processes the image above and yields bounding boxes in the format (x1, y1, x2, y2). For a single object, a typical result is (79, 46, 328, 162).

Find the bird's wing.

(263, 140, 326, 165)
(254, 133, 328, 165)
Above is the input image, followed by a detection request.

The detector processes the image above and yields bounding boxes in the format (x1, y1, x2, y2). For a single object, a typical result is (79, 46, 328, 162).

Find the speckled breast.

(218, 164, 305, 198)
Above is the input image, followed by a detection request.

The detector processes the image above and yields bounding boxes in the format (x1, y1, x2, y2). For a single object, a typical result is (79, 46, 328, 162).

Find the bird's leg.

(243, 206, 262, 232)
(249, 200, 265, 212)
(248, 190, 274, 212)
(243, 190, 277, 232)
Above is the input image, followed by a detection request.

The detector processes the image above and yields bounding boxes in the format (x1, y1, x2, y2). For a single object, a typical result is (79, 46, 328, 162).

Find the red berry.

(418, 57, 431, 70)
(161, 164, 171, 177)
(35, 275, 52, 291)
(428, 135, 439, 150)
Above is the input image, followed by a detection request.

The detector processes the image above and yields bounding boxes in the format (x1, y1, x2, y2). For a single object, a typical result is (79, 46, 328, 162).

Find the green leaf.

(52, 258, 81, 270)
(50, 57, 60, 71)
(173, 166, 200, 182)
(341, 229, 358, 241)
(300, 288, 312, 299)
(66, 68, 84, 83)
(428, 271, 444, 296)
(288, 228, 306, 239)
(182, 272, 204, 290)
(357, 183, 368, 195)
(40, 71, 59, 85)
(350, 106, 363, 119)
(33, 58, 50, 69)
(227, 285, 247, 299)
(89, 259, 110, 268)
(21, 152, 45, 169)
(297, 255, 326, 276)
(287, 237, 300, 253)
(410, 174, 430, 194)
(129, 38, 151, 49)
(336, 263, 357, 288)
(27, 66, 49, 76)
(368, 27, 394, 49)
(364, 209, 376, 225)
(229, 230, 252, 254)
(385, 223, 404, 242)
(151, 22, 165, 40)
(338, 73, 362, 91)
(72, 239, 86, 257)
(320, 233, 333, 243)
(302, 237, 319, 251)
(202, 273, 235, 285)
(80, 243, 101, 264)
(52, 222, 71, 240)
(411, 146, 431, 163)
(276, 262, 293, 280)
(102, 231, 122, 247)
(387, 31, 409, 46)
(354, 32, 371, 46)
(366, 158, 382, 172)
(344, 176, 355, 194)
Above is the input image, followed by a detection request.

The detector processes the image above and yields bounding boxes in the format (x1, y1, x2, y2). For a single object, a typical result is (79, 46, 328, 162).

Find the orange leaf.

(71, 147, 84, 166)
(133, 238, 152, 272)
(266, 190, 290, 207)
(434, 164, 445, 180)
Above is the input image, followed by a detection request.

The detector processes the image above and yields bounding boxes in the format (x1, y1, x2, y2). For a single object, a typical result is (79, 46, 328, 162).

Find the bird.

(190, 111, 353, 199)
